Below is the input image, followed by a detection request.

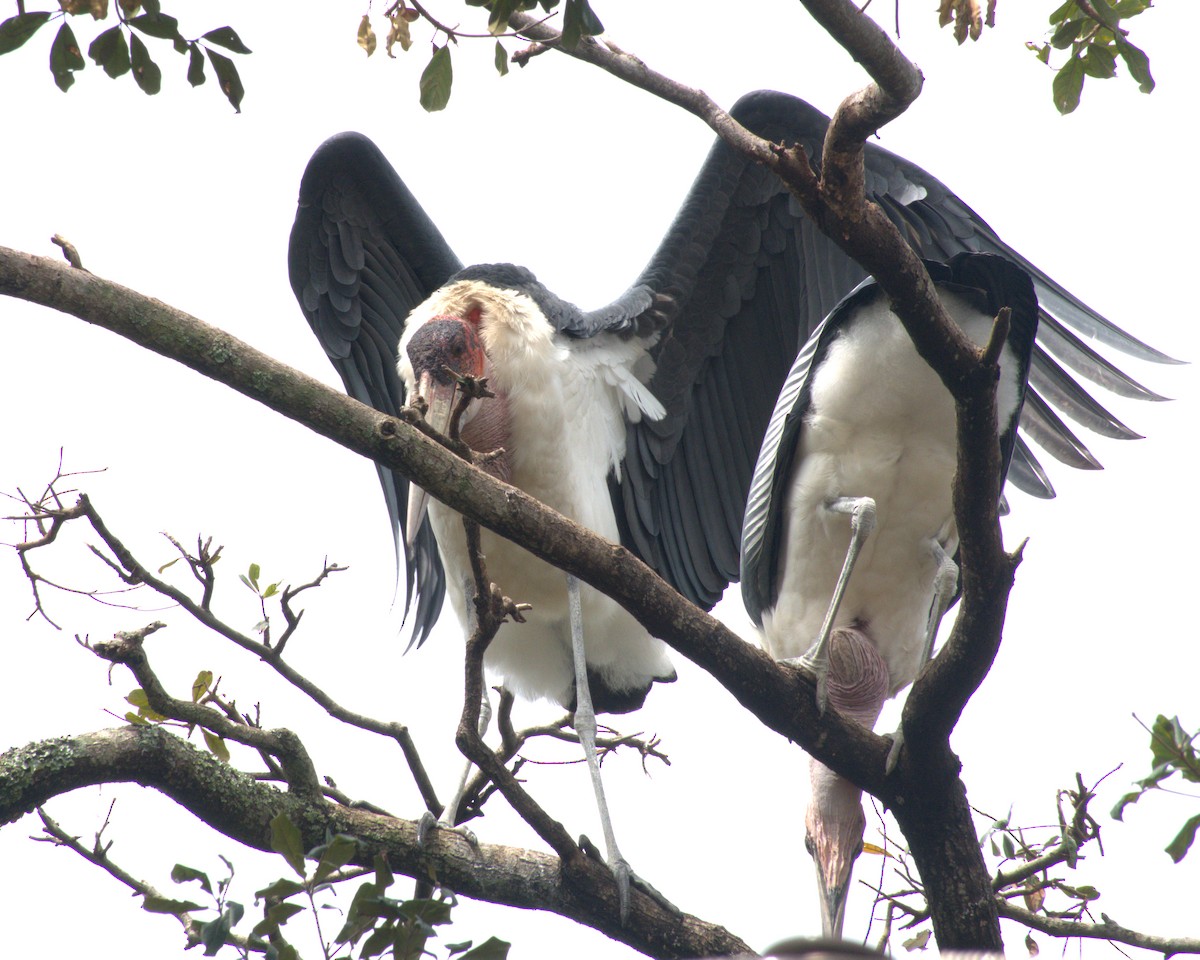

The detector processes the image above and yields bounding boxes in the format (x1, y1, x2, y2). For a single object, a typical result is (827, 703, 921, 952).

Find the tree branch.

(0, 728, 751, 959)
(996, 901, 1200, 955)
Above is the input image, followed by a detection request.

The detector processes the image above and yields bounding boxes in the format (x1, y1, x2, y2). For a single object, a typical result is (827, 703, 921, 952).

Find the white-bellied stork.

(287, 90, 1172, 920)
(740, 253, 1039, 937)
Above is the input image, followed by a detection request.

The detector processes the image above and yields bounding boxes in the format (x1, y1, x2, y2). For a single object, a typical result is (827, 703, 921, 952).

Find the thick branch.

(0, 728, 750, 959)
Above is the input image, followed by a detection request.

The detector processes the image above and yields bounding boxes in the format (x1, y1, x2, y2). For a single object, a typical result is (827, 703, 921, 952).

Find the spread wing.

(288, 132, 461, 647)
(609, 90, 1172, 610)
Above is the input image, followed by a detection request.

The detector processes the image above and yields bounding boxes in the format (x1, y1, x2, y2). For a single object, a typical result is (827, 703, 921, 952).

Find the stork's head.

(405, 314, 489, 437)
(805, 763, 865, 939)
(399, 274, 557, 545)
(804, 627, 890, 938)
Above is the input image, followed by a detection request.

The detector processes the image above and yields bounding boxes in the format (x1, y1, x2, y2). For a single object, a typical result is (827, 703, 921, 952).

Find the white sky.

(1, 2, 1197, 958)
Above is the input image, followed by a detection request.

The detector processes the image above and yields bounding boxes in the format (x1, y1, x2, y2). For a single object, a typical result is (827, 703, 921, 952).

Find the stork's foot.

(579, 835, 680, 922)
(780, 652, 830, 714)
(417, 810, 478, 849)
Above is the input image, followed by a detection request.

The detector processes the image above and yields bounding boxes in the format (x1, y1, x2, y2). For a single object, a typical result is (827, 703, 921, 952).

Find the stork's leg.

(418, 575, 491, 848)
(885, 540, 958, 773)
(566, 573, 634, 922)
(417, 689, 491, 847)
(784, 496, 877, 713)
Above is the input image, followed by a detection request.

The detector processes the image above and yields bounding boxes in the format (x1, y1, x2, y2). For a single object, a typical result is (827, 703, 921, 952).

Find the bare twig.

(15, 488, 443, 814)
(996, 901, 1200, 955)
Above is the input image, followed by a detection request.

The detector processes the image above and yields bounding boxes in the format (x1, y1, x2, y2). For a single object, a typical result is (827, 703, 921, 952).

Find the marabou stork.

(288, 90, 1172, 919)
(740, 253, 1039, 937)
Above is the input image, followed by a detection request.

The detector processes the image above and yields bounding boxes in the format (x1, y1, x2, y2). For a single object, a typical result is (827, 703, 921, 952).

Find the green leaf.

(88, 24, 131, 78)
(255, 877, 305, 899)
(1114, 36, 1154, 93)
(158, 557, 180, 573)
(493, 40, 508, 77)
(192, 670, 213, 702)
(127, 12, 181, 42)
(373, 853, 394, 892)
(459, 937, 511, 960)
(143, 894, 205, 914)
(200, 904, 239, 956)
(335, 881, 384, 945)
(360, 923, 397, 958)
(0, 12, 52, 56)
(186, 42, 204, 85)
(560, 0, 603, 51)
(202, 729, 231, 762)
(313, 834, 359, 884)
(1048, 0, 1080, 23)
(126, 688, 167, 722)
(248, 563, 261, 586)
(205, 46, 244, 112)
(1111, 789, 1143, 820)
(262, 582, 279, 598)
(270, 814, 307, 878)
(1081, 43, 1117, 78)
(392, 921, 431, 960)
(171, 864, 214, 894)
(251, 900, 306, 936)
(1111, 0, 1152, 15)
(201, 25, 251, 54)
(1049, 17, 1083, 50)
(1052, 55, 1086, 114)
(399, 899, 453, 925)
(129, 31, 161, 94)
(268, 901, 306, 923)
(1085, 0, 1123, 31)
(1166, 813, 1200, 863)
(50, 22, 86, 92)
(419, 45, 452, 112)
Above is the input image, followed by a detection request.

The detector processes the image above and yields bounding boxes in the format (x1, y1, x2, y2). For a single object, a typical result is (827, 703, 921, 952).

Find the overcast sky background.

(2, 2, 1198, 957)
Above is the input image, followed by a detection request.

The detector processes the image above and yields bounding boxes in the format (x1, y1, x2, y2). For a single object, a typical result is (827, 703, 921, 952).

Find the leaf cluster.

(123, 668, 232, 762)
(1112, 714, 1200, 863)
(0, 0, 249, 110)
(357, 0, 602, 112)
(1028, 0, 1155, 114)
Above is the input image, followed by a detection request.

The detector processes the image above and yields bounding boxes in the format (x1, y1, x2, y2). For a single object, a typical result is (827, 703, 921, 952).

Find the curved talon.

(417, 810, 437, 848)
(781, 652, 831, 714)
(885, 728, 904, 775)
(629, 870, 682, 917)
(579, 834, 677, 922)
(612, 855, 632, 925)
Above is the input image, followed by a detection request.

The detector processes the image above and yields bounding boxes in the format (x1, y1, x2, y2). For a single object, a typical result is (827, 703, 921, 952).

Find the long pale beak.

(814, 863, 850, 939)
(404, 369, 459, 549)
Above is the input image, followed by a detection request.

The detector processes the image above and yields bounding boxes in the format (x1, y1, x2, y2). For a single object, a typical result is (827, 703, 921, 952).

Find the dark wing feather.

(609, 91, 1171, 609)
(740, 254, 1039, 625)
(288, 132, 462, 647)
